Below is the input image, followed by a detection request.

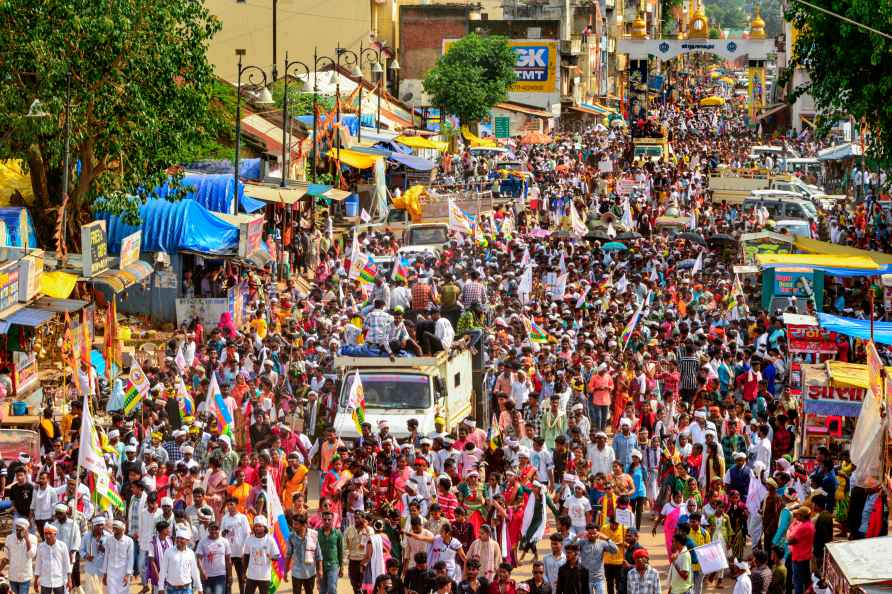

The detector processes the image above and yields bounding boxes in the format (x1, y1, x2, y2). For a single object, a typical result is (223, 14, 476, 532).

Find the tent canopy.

(756, 253, 882, 270)
(97, 198, 240, 255)
(794, 236, 892, 265)
(817, 312, 892, 346)
(156, 173, 265, 214)
(326, 148, 381, 169)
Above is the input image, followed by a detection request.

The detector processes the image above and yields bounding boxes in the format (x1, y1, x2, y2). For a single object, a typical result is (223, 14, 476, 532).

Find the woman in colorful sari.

(361, 520, 392, 593)
(457, 471, 487, 539)
(725, 489, 748, 561)
(321, 456, 346, 529)
(502, 472, 527, 563)
(204, 457, 230, 520)
(488, 494, 513, 565)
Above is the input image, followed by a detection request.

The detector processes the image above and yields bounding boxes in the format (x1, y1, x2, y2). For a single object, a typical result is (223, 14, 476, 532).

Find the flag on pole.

(558, 252, 567, 275)
(122, 361, 150, 416)
(690, 251, 704, 277)
(621, 198, 634, 229)
(519, 247, 530, 268)
(615, 274, 629, 294)
(175, 344, 187, 374)
(78, 393, 108, 477)
(392, 256, 410, 283)
(621, 294, 649, 351)
(266, 471, 291, 593)
(487, 414, 502, 451)
(522, 316, 551, 344)
(347, 371, 366, 433)
(176, 376, 194, 417)
(208, 373, 234, 438)
(551, 273, 568, 300)
(348, 230, 363, 280)
(104, 297, 119, 381)
(360, 208, 371, 223)
(449, 200, 474, 234)
(358, 256, 378, 284)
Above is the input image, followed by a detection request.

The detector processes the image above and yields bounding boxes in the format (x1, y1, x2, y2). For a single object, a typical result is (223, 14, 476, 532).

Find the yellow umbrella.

(699, 95, 726, 107)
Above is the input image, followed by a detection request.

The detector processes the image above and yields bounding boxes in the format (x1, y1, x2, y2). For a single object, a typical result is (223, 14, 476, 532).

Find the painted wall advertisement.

(773, 268, 813, 297)
(238, 218, 264, 258)
(119, 231, 142, 269)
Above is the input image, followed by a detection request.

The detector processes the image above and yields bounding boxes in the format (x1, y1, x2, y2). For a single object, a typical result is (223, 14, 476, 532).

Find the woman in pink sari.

(218, 311, 238, 340)
(321, 457, 346, 527)
(205, 457, 229, 520)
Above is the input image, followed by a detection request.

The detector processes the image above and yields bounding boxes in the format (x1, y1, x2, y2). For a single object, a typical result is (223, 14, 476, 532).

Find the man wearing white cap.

(138, 496, 163, 580)
(730, 559, 752, 594)
(1, 517, 37, 594)
(242, 516, 279, 594)
(158, 529, 202, 594)
(104, 520, 134, 594)
(80, 517, 108, 594)
(48, 504, 80, 592)
(35, 524, 71, 594)
(587, 432, 615, 477)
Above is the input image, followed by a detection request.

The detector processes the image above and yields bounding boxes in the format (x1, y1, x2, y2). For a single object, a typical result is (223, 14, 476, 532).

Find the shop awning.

(242, 183, 309, 205)
(2, 307, 55, 327)
(494, 102, 555, 118)
(756, 253, 882, 269)
(817, 142, 863, 161)
(323, 188, 351, 201)
(326, 148, 381, 169)
(817, 312, 892, 346)
(825, 361, 892, 389)
(569, 105, 606, 117)
(580, 102, 619, 116)
(825, 537, 892, 587)
(306, 184, 333, 197)
(239, 112, 302, 159)
(84, 260, 153, 294)
(794, 236, 892, 265)
(395, 135, 445, 151)
(31, 297, 88, 313)
(389, 152, 435, 171)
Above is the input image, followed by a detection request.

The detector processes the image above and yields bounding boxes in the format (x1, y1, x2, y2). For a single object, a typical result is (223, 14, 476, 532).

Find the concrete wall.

(205, 0, 371, 83)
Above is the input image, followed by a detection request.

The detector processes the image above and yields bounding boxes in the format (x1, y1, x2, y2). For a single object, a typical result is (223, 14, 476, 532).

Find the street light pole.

(281, 53, 311, 188)
(272, 0, 278, 82)
(234, 49, 270, 214)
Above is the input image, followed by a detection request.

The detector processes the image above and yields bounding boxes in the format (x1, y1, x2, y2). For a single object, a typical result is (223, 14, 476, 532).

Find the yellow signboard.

(443, 39, 559, 94)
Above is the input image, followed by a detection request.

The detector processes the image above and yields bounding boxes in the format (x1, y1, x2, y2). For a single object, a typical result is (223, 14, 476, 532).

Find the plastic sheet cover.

(98, 199, 239, 255)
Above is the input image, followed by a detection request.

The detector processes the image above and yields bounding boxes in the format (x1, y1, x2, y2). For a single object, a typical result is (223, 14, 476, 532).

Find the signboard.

(0, 261, 20, 312)
(175, 297, 231, 328)
(81, 221, 109, 277)
(494, 116, 510, 139)
(804, 383, 865, 417)
(119, 231, 141, 269)
(12, 350, 38, 395)
(443, 39, 559, 95)
(18, 251, 43, 303)
(773, 267, 813, 297)
(747, 64, 766, 122)
(787, 324, 838, 354)
(616, 178, 643, 196)
(238, 218, 264, 258)
(617, 37, 775, 61)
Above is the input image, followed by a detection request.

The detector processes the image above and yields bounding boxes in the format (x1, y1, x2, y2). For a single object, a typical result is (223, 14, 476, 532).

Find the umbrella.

(616, 232, 642, 240)
(602, 242, 628, 252)
(678, 258, 697, 270)
(519, 131, 553, 145)
(699, 96, 726, 107)
(708, 233, 737, 245)
(586, 230, 611, 241)
(676, 232, 706, 246)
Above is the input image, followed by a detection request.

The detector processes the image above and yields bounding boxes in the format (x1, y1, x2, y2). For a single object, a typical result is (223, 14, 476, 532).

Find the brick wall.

(400, 5, 469, 81)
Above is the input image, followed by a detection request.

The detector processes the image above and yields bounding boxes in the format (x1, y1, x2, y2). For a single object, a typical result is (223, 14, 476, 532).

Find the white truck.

(332, 347, 475, 442)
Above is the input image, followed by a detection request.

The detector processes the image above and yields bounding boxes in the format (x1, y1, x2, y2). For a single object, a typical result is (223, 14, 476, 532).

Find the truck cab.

(404, 223, 450, 254)
(332, 349, 475, 443)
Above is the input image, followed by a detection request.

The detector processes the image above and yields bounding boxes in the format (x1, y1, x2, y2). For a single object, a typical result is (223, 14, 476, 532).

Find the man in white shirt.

(139, 495, 163, 580)
(0, 517, 37, 594)
(159, 529, 203, 594)
(430, 308, 454, 352)
(34, 524, 71, 594)
(242, 516, 280, 594)
(48, 504, 81, 593)
(220, 497, 251, 594)
(586, 432, 616, 477)
(196, 522, 231, 594)
(104, 520, 134, 594)
(30, 472, 59, 536)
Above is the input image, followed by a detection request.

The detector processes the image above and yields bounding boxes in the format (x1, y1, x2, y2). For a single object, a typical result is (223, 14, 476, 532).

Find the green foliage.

(271, 80, 336, 117)
(703, 0, 748, 30)
(786, 0, 892, 169)
(0, 0, 222, 243)
(422, 34, 517, 124)
(760, 0, 784, 38)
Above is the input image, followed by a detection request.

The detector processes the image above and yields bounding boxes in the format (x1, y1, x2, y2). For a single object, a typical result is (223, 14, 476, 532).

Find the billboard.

(443, 39, 559, 95)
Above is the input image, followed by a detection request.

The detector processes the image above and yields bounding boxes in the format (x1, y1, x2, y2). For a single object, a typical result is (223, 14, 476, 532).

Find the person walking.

(626, 549, 660, 594)
(555, 543, 588, 594)
(242, 516, 279, 594)
(104, 520, 135, 594)
(317, 511, 344, 594)
(80, 517, 108, 594)
(286, 514, 322, 594)
(1, 518, 37, 594)
(158, 528, 203, 594)
(34, 524, 71, 594)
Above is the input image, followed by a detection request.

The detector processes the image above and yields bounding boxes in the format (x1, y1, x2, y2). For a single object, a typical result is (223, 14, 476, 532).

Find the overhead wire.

(790, 0, 892, 41)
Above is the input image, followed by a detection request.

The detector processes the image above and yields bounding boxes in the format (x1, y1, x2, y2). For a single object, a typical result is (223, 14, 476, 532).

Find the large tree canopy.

(0, 0, 224, 244)
(422, 34, 517, 124)
(786, 1, 892, 169)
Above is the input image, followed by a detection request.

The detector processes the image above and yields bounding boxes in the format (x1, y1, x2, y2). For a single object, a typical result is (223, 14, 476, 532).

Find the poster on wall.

(119, 231, 141, 269)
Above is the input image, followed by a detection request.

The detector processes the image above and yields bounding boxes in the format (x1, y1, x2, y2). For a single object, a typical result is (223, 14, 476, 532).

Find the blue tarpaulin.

(0, 207, 38, 248)
(388, 152, 435, 171)
(185, 158, 262, 180)
(816, 312, 892, 345)
(155, 174, 265, 214)
(307, 184, 333, 197)
(98, 199, 239, 255)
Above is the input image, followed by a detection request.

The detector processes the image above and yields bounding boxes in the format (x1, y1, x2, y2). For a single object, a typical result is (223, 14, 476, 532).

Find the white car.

(773, 219, 814, 239)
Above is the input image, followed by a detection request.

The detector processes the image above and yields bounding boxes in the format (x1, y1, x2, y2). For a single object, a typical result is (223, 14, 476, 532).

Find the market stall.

(797, 362, 869, 462)
(824, 537, 892, 594)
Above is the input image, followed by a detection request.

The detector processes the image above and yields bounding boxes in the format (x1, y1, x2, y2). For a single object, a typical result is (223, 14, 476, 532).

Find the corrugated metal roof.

(3, 307, 55, 327)
(32, 297, 88, 313)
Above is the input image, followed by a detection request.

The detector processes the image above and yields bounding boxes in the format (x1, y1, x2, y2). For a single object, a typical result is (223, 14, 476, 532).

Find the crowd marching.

(0, 67, 885, 594)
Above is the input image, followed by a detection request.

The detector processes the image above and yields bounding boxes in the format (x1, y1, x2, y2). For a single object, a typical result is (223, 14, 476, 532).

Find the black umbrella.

(616, 232, 643, 240)
(708, 233, 737, 245)
(675, 231, 707, 246)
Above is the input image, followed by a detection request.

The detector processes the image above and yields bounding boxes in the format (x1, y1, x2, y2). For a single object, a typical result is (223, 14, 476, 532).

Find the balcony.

(560, 37, 582, 55)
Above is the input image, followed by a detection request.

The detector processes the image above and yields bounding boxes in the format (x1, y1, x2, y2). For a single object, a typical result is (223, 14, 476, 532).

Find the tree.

(785, 0, 892, 169)
(422, 34, 516, 125)
(703, 0, 748, 30)
(271, 81, 336, 118)
(0, 0, 223, 244)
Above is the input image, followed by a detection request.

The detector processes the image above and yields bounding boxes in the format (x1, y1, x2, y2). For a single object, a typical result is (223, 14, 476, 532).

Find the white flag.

(621, 198, 634, 229)
(518, 265, 533, 300)
(649, 266, 659, 283)
(360, 208, 371, 223)
(616, 274, 628, 294)
(348, 230, 365, 280)
(576, 285, 591, 308)
(551, 273, 568, 300)
(449, 200, 474, 234)
(77, 393, 108, 478)
(693, 541, 729, 575)
(689, 210, 697, 230)
(691, 251, 704, 277)
(175, 344, 187, 374)
(520, 247, 530, 268)
(569, 204, 588, 237)
(558, 252, 567, 275)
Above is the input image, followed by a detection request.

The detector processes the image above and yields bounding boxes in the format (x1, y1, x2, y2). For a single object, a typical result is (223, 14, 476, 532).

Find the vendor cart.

(824, 537, 892, 594)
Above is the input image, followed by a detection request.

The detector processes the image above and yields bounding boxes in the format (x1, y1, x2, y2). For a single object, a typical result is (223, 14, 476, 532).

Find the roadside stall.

(797, 361, 880, 463)
(824, 537, 892, 594)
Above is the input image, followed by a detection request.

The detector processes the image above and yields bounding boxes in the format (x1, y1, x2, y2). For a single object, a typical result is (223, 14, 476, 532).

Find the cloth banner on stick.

(693, 541, 729, 575)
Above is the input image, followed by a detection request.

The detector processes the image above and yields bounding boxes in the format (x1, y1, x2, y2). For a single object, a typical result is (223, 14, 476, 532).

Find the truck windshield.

(409, 227, 447, 245)
(341, 373, 431, 409)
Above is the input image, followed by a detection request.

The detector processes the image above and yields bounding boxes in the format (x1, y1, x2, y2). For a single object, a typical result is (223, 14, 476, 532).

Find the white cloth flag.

(551, 273, 568, 300)
(78, 393, 108, 478)
(175, 345, 187, 374)
(569, 204, 588, 237)
(621, 198, 634, 229)
(520, 247, 530, 267)
(691, 251, 704, 277)
(558, 252, 567, 275)
(694, 542, 729, 575)
(360, 208, 371, 223)
(576, 285, 591, 308)
(615, 274, 628, 294)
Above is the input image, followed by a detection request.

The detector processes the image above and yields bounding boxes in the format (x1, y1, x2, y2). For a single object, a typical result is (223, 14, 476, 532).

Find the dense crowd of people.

(0, 66, 888, 594)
